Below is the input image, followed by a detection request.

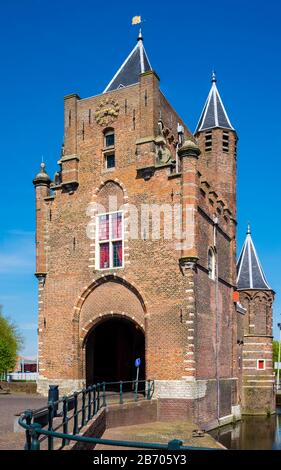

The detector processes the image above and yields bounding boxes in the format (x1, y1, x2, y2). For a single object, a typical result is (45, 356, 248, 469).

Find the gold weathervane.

(132, 16, 142, 25)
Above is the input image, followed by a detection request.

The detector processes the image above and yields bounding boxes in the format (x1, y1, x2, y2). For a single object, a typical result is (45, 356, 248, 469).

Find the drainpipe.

(213, 215, 220, 424)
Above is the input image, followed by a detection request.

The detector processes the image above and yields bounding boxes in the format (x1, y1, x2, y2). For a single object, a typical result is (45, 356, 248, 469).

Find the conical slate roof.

(103, 30, 152, 93)
(195, 72, 234, 133)
(237, 225, 271, 290)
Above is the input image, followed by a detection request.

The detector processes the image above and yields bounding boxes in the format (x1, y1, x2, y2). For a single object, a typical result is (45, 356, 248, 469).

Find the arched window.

(208, 248, 216, 280)
(104, 128, 115, 148)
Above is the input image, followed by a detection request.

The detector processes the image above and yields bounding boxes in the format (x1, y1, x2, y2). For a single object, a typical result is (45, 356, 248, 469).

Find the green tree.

(0, 306, 23, 374)
(273, 339, 280, 370)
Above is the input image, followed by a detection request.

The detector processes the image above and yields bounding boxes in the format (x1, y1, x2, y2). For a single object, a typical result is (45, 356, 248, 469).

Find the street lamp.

(277, 322, 281, 391)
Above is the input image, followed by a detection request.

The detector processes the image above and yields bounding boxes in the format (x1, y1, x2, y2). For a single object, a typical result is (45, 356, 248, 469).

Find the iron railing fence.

(0, 371, 8, 381)
(19, 379, 155, 450)
(18, 379, 217, 451)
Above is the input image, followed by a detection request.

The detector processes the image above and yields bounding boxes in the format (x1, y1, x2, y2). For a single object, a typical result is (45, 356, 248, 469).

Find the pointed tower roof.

(103, 29, 152, 93)
(195, 72, 234, 133)
(237, 225, 271, 290)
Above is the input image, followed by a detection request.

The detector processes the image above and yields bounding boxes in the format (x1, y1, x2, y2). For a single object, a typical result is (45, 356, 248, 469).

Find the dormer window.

(208, 248, 216, 280)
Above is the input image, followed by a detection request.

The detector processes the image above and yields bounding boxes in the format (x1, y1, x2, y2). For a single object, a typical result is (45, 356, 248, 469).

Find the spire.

(237, 226, 271, 290)
(195, 72, 234, 133)
(103, 32, 152, 93)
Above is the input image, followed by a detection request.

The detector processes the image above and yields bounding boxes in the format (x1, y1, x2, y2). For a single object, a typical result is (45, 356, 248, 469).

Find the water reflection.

(210, 408, 281, 450)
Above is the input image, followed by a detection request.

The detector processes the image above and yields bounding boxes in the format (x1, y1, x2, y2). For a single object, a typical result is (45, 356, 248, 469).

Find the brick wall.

(35, 68, 240, 424)
(239, 290, 275, 414)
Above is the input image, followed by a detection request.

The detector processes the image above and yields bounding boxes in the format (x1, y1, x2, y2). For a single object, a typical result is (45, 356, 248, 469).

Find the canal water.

(210, 408, 281, 450)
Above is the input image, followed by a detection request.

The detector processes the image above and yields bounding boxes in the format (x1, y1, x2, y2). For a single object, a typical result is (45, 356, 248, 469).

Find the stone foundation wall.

(106, 400, 158, 428)
(37, 377, 85, 397)
(155, 378, 239, 430)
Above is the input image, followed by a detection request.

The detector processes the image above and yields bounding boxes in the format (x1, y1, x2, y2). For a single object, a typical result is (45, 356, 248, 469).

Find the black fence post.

(62, 396, 69, 447)
(30, 423, 42, 450)
(48, 385, 59, 417)
(81, 389, 86, 428)
(87, 387, 92, 421)
(120, 381, 123, 404)
(47, 401, 54, 450)
(97, 383, 100, 411)
(23, 410, 33, 450)
(102, 382, 106, 407)
(73, 392, 78, 435)
(93, 385, 97, 415)
(147, 380, 151, 400)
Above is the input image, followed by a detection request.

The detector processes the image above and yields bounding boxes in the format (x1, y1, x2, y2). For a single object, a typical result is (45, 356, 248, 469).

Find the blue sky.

(0, 0, 280, 356)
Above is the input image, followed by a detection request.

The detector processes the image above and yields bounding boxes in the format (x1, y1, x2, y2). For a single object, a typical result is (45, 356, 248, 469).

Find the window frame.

(257, 359, 266, 370)
(222, 131, 229, 153)
(104, 151, 116, 170)
(208, 247, 216, 281)
(104, 130, 115, 148)
(103, 128, 116, 170)
(205, 131, 212, 152)
(95, 210, 124, 271)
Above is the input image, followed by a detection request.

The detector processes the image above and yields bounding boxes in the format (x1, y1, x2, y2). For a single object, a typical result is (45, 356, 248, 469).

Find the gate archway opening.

(85, 316, 145, 388)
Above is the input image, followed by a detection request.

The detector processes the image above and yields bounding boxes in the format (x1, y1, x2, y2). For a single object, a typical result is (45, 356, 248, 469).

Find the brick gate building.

(33, 31, 275, 427)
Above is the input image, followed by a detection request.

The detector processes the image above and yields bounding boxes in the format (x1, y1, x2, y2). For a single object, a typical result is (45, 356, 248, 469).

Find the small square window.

(105, 153, 115, 169)
(257, 359, 265, 370)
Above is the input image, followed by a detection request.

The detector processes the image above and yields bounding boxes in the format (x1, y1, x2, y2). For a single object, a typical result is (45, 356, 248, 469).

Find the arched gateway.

(85, 316, 145, 386)
(76, 276, 147, 387)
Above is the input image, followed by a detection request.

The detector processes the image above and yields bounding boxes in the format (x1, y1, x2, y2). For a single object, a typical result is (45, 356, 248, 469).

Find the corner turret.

(195, 72, 237, 216)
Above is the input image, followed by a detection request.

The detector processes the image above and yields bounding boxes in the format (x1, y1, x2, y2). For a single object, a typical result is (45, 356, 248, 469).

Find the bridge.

(18, 380, 217, 451)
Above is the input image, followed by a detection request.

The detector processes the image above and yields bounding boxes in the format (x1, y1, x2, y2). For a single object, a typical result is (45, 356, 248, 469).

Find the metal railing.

(18, 379, 216, 451)
(19, 379, 152, 450)
(0, 371, 8, 381)
(8, 372, 38, 381)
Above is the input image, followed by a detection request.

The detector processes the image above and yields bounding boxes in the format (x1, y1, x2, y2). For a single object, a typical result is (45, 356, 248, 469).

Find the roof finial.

(247, 223, 251, 235)
(138, 28, 143, 41)
(40, 155, 46, 171)
(211, 70, 217, 83)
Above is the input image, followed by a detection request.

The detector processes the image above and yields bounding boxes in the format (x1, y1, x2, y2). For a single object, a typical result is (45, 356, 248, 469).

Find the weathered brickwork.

(33, 42, 274, 427)
(239, 290, 275, 414)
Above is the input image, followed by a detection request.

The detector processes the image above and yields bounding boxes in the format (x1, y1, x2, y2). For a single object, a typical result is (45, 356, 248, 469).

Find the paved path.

(0, 394, 46, 450)
(96, 421, 224, 450)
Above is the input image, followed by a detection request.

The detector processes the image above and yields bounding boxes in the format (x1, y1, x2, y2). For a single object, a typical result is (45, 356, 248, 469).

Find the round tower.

(237, 225, 275, 414)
